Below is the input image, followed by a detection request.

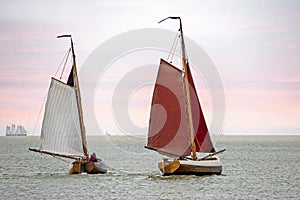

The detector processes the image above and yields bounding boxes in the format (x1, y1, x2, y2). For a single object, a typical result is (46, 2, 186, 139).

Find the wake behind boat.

(145, 17, 225, 175)
(29, 35, 107, 175)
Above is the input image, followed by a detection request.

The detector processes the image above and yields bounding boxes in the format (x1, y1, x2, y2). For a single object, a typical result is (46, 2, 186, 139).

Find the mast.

(57, 35, 88, 158)
(159, 17, 197, 160)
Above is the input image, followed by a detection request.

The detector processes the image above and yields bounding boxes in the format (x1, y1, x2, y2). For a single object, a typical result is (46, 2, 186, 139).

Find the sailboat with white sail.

(29, 35, 107, 174)
(6, 124, 27, 136)
(145, 17, 225, 175)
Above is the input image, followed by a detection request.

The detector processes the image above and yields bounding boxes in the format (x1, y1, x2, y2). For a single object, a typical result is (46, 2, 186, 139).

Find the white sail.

(6, 126, 11, 136)
(11, 124, 15, 134)
(40, 78, 84, 157)
(20, 126, 27, 134)
(15, 125, 27, 136)
(16, 125, 21, 135)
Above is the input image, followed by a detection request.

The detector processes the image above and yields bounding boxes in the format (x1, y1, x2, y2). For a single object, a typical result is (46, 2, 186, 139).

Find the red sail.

(147, 59, 191, 157)
(186, 62, 215, 153)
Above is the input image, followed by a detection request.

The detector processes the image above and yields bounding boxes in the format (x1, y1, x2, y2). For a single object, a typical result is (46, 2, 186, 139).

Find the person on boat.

(89, 152, 97, 162)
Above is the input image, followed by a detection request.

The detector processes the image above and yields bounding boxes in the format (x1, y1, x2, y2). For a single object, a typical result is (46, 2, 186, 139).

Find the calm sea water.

(0, 135, 299, 199)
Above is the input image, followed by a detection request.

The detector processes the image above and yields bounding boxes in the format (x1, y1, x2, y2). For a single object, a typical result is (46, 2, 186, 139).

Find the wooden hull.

(68, 160, 107, 174)
(68, 161, 82, 174)
(158, 156, 222, 176)
(158, 160, 180, 174)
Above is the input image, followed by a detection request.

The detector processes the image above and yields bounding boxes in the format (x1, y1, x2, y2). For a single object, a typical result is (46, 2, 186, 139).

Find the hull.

(68, 161, 82, 174)
(85, 160, 107, 174)
(158, 156, 222, 176)
(6, 133, 27, 136)
(68, 160, 107, 174)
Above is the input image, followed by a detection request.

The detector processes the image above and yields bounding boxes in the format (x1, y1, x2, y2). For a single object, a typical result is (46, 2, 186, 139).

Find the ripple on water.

(1, 135, 299, 199)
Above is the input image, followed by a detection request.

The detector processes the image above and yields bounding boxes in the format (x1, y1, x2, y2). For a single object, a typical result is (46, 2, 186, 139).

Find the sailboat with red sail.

(145, 17, 225, 175)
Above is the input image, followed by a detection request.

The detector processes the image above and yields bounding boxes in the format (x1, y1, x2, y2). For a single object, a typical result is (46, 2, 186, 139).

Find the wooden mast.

(158, 17, 197, 160)
(58, 35, 88, 159)
(70, 37, 88, 159)
(178, 18, 197, 161)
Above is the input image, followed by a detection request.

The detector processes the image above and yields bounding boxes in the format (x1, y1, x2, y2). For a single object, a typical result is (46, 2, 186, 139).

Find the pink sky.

(0, 0, 299, 135)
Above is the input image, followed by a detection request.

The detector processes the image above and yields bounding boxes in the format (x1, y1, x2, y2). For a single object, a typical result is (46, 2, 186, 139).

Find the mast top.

(57, 34, 76, 59)
(57, 35, 74, 49)
(158, 16, 185, 56)
(158, 16, 181, 24)
(57, 34, 72, 38)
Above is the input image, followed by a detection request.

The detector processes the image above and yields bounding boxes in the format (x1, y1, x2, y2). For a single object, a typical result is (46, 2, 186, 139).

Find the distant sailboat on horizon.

(29, 35, 107, 174)
(6, 124, 27, 136)
(145, 17, 225, 175)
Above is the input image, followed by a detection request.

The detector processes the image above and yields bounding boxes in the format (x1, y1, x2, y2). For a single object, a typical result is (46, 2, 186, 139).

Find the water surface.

(0, 135, 299, 199)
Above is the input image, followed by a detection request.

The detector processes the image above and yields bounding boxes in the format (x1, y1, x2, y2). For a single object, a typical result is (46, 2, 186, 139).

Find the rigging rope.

(60, 48, 71, 80)
(54, 47, 71, 78)
(32, 94, 47, 136)
(167, 30, 180, 63)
